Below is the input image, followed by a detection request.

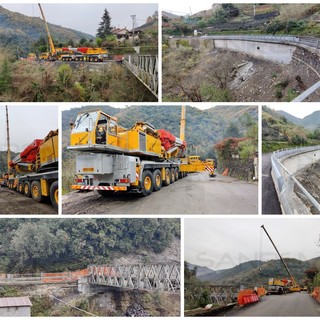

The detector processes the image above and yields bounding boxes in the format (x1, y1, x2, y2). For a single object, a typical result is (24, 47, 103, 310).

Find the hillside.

(187, 257, 320, 286)
(262, 106, 320, 152)
(0, 5, 93, 56)
(163, 4, 320, 37)
(0, 151, 18, 173)
(0, 218, 180, 273)
(277, 110, 320, 131)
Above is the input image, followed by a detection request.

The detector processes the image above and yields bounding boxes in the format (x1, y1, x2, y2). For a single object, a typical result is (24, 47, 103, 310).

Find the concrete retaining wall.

(214, 39, 295, 64)
(282, 149, 320, 173)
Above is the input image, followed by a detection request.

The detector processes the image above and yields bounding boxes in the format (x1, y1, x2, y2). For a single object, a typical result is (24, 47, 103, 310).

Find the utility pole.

(5, 106, 11, 172)
(130, 14, 136, 45)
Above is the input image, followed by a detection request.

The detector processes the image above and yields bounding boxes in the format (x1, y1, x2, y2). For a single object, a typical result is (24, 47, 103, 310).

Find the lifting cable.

(49, 294, 98, 317)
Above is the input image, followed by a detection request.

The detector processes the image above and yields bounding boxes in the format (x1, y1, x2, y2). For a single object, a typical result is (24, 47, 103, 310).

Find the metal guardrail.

(200, 34, 320, 49)
(124, 55, 158, 98)
(271, 146, 320, 214)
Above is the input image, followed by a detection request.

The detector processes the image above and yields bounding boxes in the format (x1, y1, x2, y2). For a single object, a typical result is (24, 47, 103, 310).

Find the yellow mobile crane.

(261, 225, 301, 294)
(68, 107, 214, 196)
(38, 3, 57, 61)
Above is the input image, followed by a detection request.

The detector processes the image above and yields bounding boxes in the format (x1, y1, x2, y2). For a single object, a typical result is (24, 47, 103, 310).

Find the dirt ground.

(295, 162, 320, 214)
(163, 48, 320, 102)
(0, 187, 56, 214)
(62, 172, 258, 215)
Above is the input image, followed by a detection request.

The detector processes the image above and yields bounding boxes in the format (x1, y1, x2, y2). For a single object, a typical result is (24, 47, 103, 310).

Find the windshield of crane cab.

(72, 112, 99, 133)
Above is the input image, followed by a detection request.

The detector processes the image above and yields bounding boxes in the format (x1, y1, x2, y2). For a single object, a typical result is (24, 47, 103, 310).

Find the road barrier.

(312, 287, 320, 303)
(237, 289, 259, 306)
(271, 146, 320, 214)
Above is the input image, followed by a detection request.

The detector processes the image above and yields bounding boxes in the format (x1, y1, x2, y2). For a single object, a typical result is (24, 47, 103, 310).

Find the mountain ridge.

(187, 256, 320, 285)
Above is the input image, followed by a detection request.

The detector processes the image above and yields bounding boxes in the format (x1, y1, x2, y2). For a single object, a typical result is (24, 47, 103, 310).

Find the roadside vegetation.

(262, 106, 320, 153)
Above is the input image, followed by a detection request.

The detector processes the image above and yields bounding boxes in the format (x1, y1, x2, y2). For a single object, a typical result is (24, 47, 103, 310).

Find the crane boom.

(261, 225, 297, 285)
(180, 105, 186, 142)
(38, 3, 56, 55)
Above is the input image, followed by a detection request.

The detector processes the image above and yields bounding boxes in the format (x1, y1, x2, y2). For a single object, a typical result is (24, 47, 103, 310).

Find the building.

(0, 297, 32, 317)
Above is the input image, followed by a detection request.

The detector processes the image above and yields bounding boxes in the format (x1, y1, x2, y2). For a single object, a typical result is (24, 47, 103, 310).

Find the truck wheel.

(163, 168, 171, 186)
(24, 181, 31, 197)
(31, 181, 44, 203)
(50, 181, 58, 211)
(141, 170, 153, 196)
(18, 181, 24, 194)
(170, 168, 175, 183)
(174, 168, 179, 181)
(153, 169, 162, 191)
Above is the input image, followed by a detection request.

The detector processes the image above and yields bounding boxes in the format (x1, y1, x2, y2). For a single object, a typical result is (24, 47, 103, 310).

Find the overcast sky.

(185, 218, 320, 271)
(271, 104, 320, 119)
(2, 3, 158, 36)
(0, 105, 58, 153)
(162, 0, 215, 16)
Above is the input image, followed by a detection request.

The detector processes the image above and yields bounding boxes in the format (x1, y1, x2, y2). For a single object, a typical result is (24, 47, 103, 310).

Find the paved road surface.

(262, 153, 281, 214)
(62, 172, 258, 215)
(0, 187, 56, 214)
(226, 292, 320, 316)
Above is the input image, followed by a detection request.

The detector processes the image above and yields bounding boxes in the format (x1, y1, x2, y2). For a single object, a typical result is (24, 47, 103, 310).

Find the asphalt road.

(62, 172, 258, 215)
(226, 292, 320, 317)
(262, 153, 281, 214)
(0, 187, 56, 214)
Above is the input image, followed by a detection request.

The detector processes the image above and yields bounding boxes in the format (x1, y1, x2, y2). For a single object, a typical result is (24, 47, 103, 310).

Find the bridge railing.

(200, 34, 320, 49)
(123, 55, 158, 98)
(88, 263, 180, 292)
(271, 145, 320, 214)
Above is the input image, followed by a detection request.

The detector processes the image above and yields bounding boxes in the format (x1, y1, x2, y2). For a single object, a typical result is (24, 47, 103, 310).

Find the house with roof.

(0, 297, 32, 317)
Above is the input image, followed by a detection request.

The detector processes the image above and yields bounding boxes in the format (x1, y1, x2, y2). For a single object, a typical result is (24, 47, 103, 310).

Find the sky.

(2, 3, 158, 36)
(162, 0, 215, 16)
(185, 218, 320, 271)
(0, 105, 58, 153)
(271, 104, 320, 119)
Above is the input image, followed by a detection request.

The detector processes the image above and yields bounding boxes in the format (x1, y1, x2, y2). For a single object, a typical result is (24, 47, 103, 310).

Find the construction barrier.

(312, 287, 320, 303)
(237, 289, 260, 306)
(42, 269, 88, 283)
(256, 287, 267, 297)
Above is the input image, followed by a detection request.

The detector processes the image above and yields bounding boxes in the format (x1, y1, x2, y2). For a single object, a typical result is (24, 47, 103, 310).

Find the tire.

(174, 167, 179, 181)
(170, 168, 175, 184)
(163, 168, 171, 186)
(152, 169, 162, 191)
(50, 181, 58, 211)
(140, 170, 153, 196)
(18, 181, 24, 194)
(24, 181, 31, 197)
(31, 180, 44, 203)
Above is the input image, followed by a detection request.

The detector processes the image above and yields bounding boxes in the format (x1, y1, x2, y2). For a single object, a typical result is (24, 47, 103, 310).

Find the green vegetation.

(0, 59, 157, 102)
(262, 106, 319, 153)
(0, 219, 180, 273)
(163, 48, 234, 102)
(163, 4, 320, 37)
(184, 262, 213, 310)
(96, 9, 112, 38)
(214, 114, 258, 180)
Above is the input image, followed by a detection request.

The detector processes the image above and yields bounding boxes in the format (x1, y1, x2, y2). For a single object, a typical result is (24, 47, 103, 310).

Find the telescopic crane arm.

(38, 3, 56, 55)
(261, 224, 297, 285)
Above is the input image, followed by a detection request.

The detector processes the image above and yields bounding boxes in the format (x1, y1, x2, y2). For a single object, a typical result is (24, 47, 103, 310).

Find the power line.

(50, 295, 99, 317)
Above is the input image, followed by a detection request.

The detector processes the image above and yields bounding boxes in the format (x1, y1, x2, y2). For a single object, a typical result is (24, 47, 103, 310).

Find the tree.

(96, 9, 112, 39)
